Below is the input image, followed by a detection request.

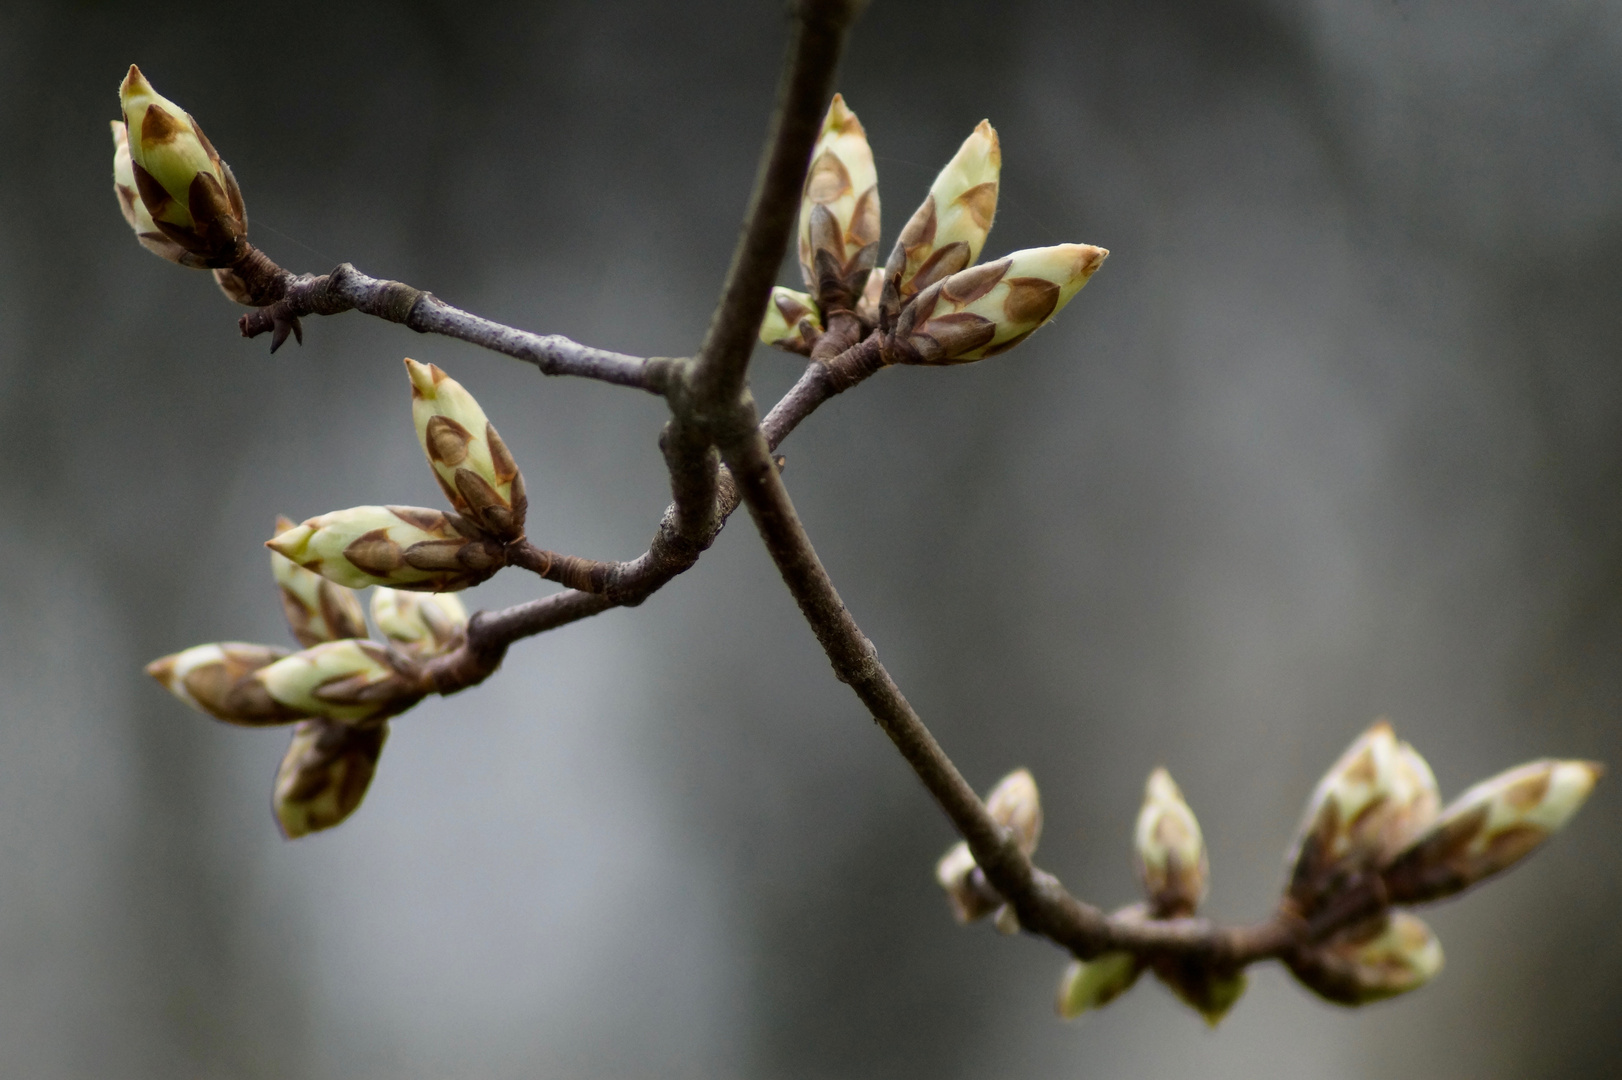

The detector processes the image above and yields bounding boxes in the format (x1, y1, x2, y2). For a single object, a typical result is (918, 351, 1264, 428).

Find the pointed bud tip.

(144, 655, 175, 683)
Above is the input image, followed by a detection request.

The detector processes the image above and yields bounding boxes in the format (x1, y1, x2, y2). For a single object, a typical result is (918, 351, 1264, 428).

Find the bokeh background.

(3, 0, 1620, 1076)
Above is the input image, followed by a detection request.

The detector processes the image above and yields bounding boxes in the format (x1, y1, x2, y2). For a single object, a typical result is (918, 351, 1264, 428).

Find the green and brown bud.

(273, 718, 389, 839)
(405, 359, 527, 540)
(934, 840, 999, 923)
(759, 286, 824, 353)
(797, 94, 880, 305)
(371, 587, 467, 657)
(1286, 720, 1440, 914)
(888, 244, 1107, 364)
(1287, 911, 1444, 1006)
(145, 642, 305, 726)
(987, 767, 1043, 855)
(1381, 758, 1602, 904)
(934, 769, 1040, 924)
(1151, 960, 1248, 1027)
(255, 638, 423, 724)
(112, 120, 188, 264)
(1135, 767, 1208, 918)
(1056, 952, 1143, 1018)
(119, 65, 248, 268)
(267, 505, 504, 592)
(884, 120, 1001, 309)
(271, 515, 368, 647)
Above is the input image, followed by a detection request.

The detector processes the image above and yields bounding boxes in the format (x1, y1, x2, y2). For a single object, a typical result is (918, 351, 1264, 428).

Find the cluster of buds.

(936, 723, 1599, 1023)
(266, 359, 526, 592)
(762, 96, 1108, 366)
(1056, 769, 1245, 1026)
(147, 358, 527, 837)
(1282, 721, 1600, 1005)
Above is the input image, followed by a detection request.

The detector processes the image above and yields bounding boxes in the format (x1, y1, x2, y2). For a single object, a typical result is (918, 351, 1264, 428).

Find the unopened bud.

(255, 639, 423, 724)
(405, 359, 527, 540)
(271, 515, 367, 647)
(112, 120, 187, 264)
(759, 286, 823, 353)
(934, 840, 1000, 923)
(1287, 911, 1444, 1006)
(891, 244, 1107, 364)
(1056, 952, 1142, 1018)
(371, 587, 467, 656)
(119, 65, 248, 268)
(797, 94, 880, 304)
(1135, 767, 1208, 918)
(854, 266, 884, 326)
(267, 505, 504, 592)
(1151, 960, 1248, 1027)
(884, 120, 1001, 307)
(1286, 720, 1440, 914)
(145, 642, 304, 726)
(1382, 758, 1602, 904)
(986, 767, 1042, 855)
(273, 719, 388, 839)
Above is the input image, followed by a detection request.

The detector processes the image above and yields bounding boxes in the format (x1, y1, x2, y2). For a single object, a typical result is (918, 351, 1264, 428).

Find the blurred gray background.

(2, 0, 1619, 1076)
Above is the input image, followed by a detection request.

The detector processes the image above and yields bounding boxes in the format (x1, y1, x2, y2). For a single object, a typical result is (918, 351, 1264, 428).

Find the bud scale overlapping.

(406, 359, 527, 540)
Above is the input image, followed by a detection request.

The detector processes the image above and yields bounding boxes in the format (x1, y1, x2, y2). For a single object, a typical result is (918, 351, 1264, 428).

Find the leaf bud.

(1285, 720, 1440, 914)
(255, 639, 423, 724)
(986, 767, 1042, 856)
(797, 94, 880, 305)
(1056, 952, 1143, 1018)
(1381, 758, 1602, 904)
(1150, 958, 1248, 1027)
(934, 840, 1000, 923)
(884, 120, 1001, 307)
(370, 587, 467, 656)
(273, 719, 388, 839)
(405, 359, 527, 540)
(145, 642, 305, 726)
(1134, 767, 1208, 918)
(270, 515, 368, 646)
(267, 505, 505, 592)
(1286, 910, 1444, 1006)
(758, 286, 824, 353)
(119, 65, 248, 268)
(890, 244, 1107, 364)
(112, 120, 188, 264)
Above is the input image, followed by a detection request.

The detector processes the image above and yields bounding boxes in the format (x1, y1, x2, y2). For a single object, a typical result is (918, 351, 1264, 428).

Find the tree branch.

(237, 260, 674, 393)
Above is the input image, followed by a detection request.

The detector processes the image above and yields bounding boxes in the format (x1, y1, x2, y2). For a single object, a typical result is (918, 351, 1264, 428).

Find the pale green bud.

(986, 767, 1042, 856)
(271, 514, 368, 647)
(934, 840, 999, 923)
(1056, 952, 1143, 1018)
(405, 359, 527, 540)
(884, 120, 1001, 305)
(797, 94, 880, 302)
(892, 244, 1108, 364)
(1287, 911, 1444, 1006)
(273, 718, 388, 839)
(145, 642, 305, 726)
(111, 120, 187, 263)
(759, 286, 823, 353)
(370, 587, 467, 656)
(1286, 720, 1440, 914)
(1383, 758, 1603, 904)
(267, 505, 504, 592)
(255, 638, 422, 724)
(118, 65, 247, 267)
(1135, 767, 1208, 918)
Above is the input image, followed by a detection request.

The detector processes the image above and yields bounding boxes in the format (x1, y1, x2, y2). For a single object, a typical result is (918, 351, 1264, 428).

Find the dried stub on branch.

(935, 768, 1041, 925)
(117, 65, 247, 270)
